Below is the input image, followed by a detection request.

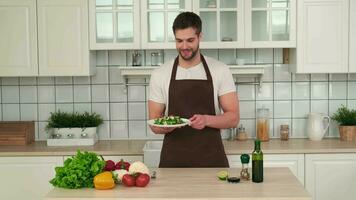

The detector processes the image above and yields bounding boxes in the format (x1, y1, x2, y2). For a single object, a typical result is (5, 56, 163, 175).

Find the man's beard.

(179, 45, 199, 61)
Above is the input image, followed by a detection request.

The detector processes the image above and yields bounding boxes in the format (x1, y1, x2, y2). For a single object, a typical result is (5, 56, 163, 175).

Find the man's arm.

(189, 92, 240, 130)
(148, 100, 175, 134)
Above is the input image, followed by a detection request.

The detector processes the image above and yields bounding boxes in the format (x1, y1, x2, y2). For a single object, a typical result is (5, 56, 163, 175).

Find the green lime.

(217, 170, 228, 181)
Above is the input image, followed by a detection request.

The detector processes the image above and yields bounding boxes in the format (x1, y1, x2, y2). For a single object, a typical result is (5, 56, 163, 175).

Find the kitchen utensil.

(307, 113, 330, 141)
(0, 121, 35, 145)
(132, 50, 142, 66)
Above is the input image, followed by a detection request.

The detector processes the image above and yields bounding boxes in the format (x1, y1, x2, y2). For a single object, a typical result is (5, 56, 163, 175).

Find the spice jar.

(257, 107, 270, 141)
(280, 124, 289, 140)
(151, 52, 163, 66)
(236, 124, 248, 141)
(240, 154, 250, 180)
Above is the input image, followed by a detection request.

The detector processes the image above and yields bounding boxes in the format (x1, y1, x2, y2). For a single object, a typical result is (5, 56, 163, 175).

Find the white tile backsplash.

(1, 48, 354, 140)
(292, 82, 310, 99)
(2, 86, 19, 103)
(111, 121, 128, 138)
(38, 104, 55, 121)
(74, 103, 92, 113)
(110, 85, 127, 102)
(91, 67, 109, 84)
(56, 103, 74, 113)
(20, 86, 37, 103)
(129, 121, 147, 138)
(38, 86, 55, 103)
(110, 103, 128, 120)
(2, 104, 20, 120)
(256, 83, 273, 100)
(56, 85, 73, 103)
(274, 101, 291, 118)
(20, 104, 38, 121)
(91, 85, 109, 102)
(292, 119, 307, 138)
(92, 103, 110, 120)
(311, 82, 328, 99)
(240, 101, 255, 118)
(256, 49, 273, 64)
(329, 82, 347, 99)
(237, 85, 255, 100)
(1, 77, 19, 85)
(274, 82, 291, 100)
(128, 102, 146, 120)
(292, 101, 310, 118)
(274, 64, 291, 81)
(74, 85, 91, 102)
(19, 77, 37, 85)
(311, 100, 328, 114)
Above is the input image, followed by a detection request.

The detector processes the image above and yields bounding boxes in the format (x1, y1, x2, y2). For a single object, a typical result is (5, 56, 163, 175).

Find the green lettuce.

(50, 150, 105, 189)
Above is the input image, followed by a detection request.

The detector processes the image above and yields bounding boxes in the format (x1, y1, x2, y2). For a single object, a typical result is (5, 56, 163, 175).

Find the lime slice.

(217, 170, 228, 181)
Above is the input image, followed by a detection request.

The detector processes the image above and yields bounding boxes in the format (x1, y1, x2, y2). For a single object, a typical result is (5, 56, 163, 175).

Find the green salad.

(154, 116, 185, 125)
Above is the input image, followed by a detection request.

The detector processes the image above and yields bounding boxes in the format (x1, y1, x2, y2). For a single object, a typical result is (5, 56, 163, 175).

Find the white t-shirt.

(148, 56, 236, 115)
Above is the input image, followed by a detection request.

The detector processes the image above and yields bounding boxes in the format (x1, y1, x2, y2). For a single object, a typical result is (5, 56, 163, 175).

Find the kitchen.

(0, 0, 356, 199)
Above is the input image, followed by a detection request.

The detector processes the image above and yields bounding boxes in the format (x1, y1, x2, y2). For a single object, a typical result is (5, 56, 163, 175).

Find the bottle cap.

(240, 154, 250, 164)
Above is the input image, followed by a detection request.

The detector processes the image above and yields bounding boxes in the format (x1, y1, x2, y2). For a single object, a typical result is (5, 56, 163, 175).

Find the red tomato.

(121, 174, 136, 187)
(135, 173, 150, 187)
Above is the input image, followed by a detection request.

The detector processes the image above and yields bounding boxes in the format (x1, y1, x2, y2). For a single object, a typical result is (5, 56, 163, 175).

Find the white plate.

(147, 118, 190, 128)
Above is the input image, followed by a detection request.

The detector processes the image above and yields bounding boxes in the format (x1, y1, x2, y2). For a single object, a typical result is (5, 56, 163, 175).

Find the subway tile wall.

(1, 48, 356, 140)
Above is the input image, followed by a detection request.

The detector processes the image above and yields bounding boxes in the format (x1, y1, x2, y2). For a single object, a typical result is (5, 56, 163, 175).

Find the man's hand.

(189, 114, 208, 130)
(149, 125, 175, 134)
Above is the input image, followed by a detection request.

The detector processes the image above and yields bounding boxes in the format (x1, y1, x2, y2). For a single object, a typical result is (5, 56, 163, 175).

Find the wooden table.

(45, 168, 311, 200)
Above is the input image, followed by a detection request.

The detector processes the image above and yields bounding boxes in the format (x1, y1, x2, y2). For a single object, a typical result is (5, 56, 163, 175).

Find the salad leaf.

(50, 150, 105, 189)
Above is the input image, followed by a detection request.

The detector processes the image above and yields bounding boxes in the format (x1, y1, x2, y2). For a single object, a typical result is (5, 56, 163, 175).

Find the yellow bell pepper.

(94, 171, 116, 190)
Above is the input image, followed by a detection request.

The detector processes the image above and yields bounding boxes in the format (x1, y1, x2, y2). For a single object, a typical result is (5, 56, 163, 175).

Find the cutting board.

(0, 121, 35, 145)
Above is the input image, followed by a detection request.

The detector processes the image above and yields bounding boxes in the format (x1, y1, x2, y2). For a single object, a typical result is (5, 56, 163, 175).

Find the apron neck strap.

(171, 54, 213, 81)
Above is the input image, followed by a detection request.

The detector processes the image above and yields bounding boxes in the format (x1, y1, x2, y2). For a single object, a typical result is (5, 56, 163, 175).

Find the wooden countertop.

(1, 138, 356, 156)
(45, 167, 311, 200)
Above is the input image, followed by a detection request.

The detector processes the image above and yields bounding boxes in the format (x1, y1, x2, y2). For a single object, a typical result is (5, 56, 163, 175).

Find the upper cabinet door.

(37, 0, 94, 76)
(350, 0, 356, 73)
(193, 0, 244, 49)
(141, 0, 192, 49)
(0, 0, 38, 76)
(295, 0, 349, 73)
(89, 0, 141, 49)
(244, 0, 296, 48)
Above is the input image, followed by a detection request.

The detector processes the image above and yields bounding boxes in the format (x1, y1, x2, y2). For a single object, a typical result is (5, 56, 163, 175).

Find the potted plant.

(331, 105, 356, 141)
(46, 111, 103, 139)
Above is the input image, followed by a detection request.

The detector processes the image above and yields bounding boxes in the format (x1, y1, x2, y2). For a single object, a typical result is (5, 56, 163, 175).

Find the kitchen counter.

(1, 138, 356, 156)
(45, 167, 311, 200)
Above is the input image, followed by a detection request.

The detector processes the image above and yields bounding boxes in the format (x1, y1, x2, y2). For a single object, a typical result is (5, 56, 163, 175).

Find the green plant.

(46, 111, 103, 130)
(331, 105, 356, 126)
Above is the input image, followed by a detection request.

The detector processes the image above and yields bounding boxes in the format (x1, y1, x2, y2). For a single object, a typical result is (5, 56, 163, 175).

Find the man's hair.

(172, 12, 202, 35)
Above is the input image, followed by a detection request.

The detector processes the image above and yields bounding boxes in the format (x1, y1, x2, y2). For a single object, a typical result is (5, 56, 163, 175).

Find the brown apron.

(159, 55, 229, 168)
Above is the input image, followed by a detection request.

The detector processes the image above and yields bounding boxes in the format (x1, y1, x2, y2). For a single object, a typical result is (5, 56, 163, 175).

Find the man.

(148, 12, 240, 168)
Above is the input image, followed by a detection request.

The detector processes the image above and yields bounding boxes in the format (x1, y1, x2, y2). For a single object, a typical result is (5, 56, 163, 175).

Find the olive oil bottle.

(252, 139, 263, 183)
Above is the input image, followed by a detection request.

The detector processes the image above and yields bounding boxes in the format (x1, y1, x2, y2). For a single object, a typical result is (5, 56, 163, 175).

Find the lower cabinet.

(0, 156, 63, 200)
(227, 154, 305, 185)
(305, 154, 356, 200)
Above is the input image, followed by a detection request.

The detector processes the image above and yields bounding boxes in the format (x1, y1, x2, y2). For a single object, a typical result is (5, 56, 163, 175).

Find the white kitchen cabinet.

(244, 0, 296, 48)
(38, 0, 95, 76)
(0, 0, 38, 76)
(291, 0, 349, 73)
(89, 0, 141, 49)
(227, 154, 305, 185)
(192, 0, 244, 49)
(0, 156, 63, 200)
(305, 154, 356, 200)
(350, 0, 356, 73)
(141, 0, 192, 49)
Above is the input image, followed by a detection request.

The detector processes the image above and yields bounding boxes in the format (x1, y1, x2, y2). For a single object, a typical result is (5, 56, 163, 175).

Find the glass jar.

(256, 107, 269, 141)
(280, 124, 289, 140)
(151, 52, 163, 66)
